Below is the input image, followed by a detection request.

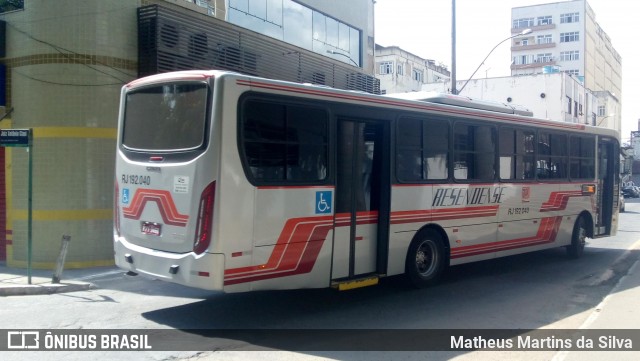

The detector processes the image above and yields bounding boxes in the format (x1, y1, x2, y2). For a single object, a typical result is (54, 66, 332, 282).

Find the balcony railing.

(511, 23, 556, 33)
(511, 58, 557, 70)
(511, 42, 556, 51)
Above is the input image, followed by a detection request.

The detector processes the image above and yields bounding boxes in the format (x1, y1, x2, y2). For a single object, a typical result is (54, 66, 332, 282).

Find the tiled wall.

(1, 0, 139, 267)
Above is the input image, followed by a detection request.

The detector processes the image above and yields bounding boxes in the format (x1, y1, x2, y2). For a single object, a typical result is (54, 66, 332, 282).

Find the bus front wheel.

(566, 215, 587, 259)
(405, 230, 446, 288)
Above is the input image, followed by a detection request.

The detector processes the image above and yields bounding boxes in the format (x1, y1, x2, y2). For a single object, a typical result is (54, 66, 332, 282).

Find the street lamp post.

(456, 28, 532, 95)
(597, 113, 615, 127)
(326, 50, 358, 67)
(451, 0, 457, 94)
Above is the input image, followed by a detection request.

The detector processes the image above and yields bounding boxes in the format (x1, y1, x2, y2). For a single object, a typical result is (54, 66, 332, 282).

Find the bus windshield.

(122, 82, 209, 151)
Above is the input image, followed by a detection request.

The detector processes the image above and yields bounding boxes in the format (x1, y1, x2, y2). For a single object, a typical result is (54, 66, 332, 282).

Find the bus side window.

(537, 132, 567, 180)
(570, 136, 595, 179)
(500, 127, 535, 181)
(454, 123, 495, 181)
(241, 98, 328, 184)
(396, 117, 449, 182)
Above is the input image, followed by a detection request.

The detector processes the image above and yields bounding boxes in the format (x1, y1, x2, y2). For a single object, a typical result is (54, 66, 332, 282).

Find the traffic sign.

(0, 128, 31, 147)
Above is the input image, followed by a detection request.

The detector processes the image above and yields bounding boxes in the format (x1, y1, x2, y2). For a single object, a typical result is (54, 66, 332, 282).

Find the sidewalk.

(0, 262, 97, 296)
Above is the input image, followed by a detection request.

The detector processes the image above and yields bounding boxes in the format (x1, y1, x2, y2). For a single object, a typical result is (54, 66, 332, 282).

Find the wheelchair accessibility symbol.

(122, 188, 130, 205)
(315, 191, 332, 214)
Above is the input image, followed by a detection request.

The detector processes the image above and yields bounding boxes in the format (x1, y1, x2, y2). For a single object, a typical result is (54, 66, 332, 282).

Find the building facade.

(375, 44, 450, 94)
(0, 0, 375, 268)
(510, 0, 622, 128)
(422, 72, 605, 130)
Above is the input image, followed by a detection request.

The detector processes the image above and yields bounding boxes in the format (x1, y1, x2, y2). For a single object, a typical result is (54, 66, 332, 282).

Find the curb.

(0, 282, 94, 296)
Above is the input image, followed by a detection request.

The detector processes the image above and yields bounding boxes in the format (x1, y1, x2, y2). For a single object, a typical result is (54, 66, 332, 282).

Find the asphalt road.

(3, 200, 640, 361)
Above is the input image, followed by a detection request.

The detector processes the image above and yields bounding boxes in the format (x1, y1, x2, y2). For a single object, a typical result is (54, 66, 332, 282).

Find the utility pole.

(451, 0, 457, 94)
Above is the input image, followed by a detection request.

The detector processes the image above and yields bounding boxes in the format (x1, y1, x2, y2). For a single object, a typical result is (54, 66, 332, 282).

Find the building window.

(514, 54, 534, 65)
(229, 0, 362, 67)
(537, 34, 552, 44)
(537, 16, 553, 25)
(560, 51, 580, 61)
(412, 69, 423, 82)
(567, 96, 572, 114)
(598, 105, 606, 117)
(379, 61, 392, 75)
(536, 53, 552, 63)
(397, 64, 404, 76)
(560, 12, 580, 23)
(565, 69, 580, 76)
(560, 32, 580, 43)
(513, 18, 534, 29)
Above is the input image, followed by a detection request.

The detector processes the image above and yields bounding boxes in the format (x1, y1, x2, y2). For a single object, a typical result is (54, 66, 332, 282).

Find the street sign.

(0, 128, 34, 283)
(0, 128, 31, 147)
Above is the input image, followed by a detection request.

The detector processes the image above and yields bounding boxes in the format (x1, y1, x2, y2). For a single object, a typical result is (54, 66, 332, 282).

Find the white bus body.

(114, 70, 620, 293)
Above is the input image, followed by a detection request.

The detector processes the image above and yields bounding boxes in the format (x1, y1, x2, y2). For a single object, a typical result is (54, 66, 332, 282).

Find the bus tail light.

(114, 181, 121, 236)
(193, 181, 216, 254)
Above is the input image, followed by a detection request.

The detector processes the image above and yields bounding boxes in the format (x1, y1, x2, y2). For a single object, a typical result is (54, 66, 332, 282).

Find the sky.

(374, 0, 640, 142)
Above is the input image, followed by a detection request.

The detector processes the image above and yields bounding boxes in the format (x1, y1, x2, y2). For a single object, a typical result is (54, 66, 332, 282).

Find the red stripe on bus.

(450, 217, 562, 258)
(222, 190, 583, 285)
(540, 191, 584, 212)
(393, 182, 587, 187)
(391, 206, 498, 224)
(257, 185, 336, 190)
(122, 189, 189, 227)
(224, 216, 334, 285)
(223, 207, 499, 285)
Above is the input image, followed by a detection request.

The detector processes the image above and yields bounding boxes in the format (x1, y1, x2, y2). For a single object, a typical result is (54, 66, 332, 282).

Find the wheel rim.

(577, 219, 587, 248)
(415, 239, 439, 276)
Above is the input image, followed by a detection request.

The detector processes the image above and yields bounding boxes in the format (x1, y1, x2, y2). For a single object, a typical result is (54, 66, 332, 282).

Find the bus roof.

(385, 91, 534, 117)
(125, 70, 620, 140)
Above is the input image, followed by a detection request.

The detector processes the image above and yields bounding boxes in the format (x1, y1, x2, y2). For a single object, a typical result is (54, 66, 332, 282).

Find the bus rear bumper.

(114, 236, 225, 291)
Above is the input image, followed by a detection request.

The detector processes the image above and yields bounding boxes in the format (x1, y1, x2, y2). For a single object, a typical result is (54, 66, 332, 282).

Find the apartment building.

(375, 44, 450, 94)
(510, 0, 621, 130)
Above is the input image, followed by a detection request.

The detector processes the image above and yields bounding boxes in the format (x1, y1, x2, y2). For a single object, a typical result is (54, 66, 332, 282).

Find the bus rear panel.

(114, 72, 224, 290)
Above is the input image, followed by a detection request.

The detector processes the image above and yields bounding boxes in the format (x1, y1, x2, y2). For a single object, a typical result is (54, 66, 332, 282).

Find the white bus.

(114, 70, 620, 293)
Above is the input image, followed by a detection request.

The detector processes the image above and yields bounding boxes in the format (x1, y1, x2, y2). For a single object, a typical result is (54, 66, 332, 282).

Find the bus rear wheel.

(405, 230, 445, 288)
(566, 215, 587, 259)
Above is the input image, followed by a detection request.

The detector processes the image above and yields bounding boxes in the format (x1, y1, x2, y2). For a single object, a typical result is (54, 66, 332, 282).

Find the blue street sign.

(0, 129, 31, 147)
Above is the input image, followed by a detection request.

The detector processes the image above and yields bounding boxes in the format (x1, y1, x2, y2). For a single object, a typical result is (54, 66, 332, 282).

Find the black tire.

(566, 215, 587, 259)
(405, 229, 446, 288)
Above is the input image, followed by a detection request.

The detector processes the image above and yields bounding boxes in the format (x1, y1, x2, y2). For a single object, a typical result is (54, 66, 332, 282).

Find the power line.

(13, 69, 124, 87)
(8, 23, 134, 82)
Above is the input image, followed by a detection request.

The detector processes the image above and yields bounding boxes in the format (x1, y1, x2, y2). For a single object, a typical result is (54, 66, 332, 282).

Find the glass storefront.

(228, 0, 361, 67)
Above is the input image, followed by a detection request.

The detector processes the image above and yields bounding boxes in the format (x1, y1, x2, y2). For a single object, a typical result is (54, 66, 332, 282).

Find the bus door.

(595, 137, 618, 236)
(332, 119, 390, 282)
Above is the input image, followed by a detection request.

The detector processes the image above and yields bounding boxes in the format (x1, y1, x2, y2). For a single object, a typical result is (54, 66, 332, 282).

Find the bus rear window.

(123, 82, 208, 151)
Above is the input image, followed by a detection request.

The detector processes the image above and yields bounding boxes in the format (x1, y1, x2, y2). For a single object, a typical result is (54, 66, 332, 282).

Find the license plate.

(141, 221, 162, 236)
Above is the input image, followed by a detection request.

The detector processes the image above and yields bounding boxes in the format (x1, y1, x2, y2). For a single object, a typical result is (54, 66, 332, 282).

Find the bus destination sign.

(0, 129, 31, 147)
